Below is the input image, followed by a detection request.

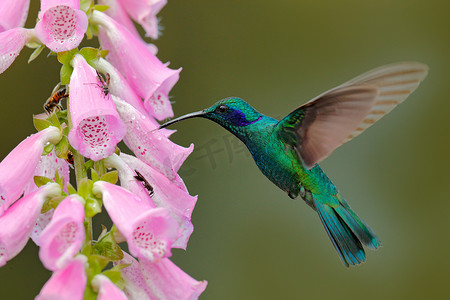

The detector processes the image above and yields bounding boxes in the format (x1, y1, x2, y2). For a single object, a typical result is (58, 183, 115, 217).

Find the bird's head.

(159, 97, 262, 131)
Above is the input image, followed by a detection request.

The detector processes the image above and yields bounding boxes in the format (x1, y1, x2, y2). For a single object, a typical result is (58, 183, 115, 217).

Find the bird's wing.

(275, 62, 429, 169)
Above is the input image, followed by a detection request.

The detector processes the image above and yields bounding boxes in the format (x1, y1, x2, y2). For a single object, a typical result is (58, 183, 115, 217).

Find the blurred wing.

(276, 62, 428, 169)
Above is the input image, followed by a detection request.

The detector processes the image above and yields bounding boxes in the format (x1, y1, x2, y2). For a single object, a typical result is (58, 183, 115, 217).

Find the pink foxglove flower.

(118, 252, 207, 300)
(34, 0, 88, 52)
(92, 10, 181, 121)
(114, 98, 193, 180)
(0, 27, 35, 74)
(68, 54, 126, 161)
(0, 183, 61, 267)
(39, 195, 85, 271)
(0, 0, 30, 32)
(36, 255, 87, 300)
(118, 0, 167, 39)
(0, 126, 62, 215)
(93, 181, 180, 262)
(120, 153, 197, 250)
(92, 274, 129, 300)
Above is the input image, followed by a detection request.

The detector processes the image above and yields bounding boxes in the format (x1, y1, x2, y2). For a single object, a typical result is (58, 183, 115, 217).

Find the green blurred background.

(1, 0, 449, 299)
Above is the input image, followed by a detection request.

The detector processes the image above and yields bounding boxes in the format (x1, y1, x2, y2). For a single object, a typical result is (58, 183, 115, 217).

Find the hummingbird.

(159, 62, 428, 267)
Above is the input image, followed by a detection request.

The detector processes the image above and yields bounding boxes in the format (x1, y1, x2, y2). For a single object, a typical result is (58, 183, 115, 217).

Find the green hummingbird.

(160, 62, 428, 267)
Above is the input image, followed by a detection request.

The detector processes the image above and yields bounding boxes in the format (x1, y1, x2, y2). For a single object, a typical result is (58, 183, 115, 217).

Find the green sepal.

(80, 47, 99, 62)
(55, 136, 69, 159)
(85, 25, 93, 40)
(85, 160, 94, 171)
(100, 171, 118, 185)
(78, 178, 92, 199)
(102, 269, 123, 287)
(28, 44, 45, 63)
(80, 0, 94, 14)
(92, 227, 124, 261)
(67, 183, 77, 195)
(33, 117, 53, 131)
(99, 49, 109, 58)
(49, 112, 61, 128)
(60, 64, 73, 85)
(91, 168, 99, 182)
(42, 195, 65, 213)
(57, 49, 78, 65)
(93, 4, 109, 12)
(83, 254, 111, 300)
(54, 170, 64, 188)
(34, 176, 53, 187)
(94, 160, 106, 178)
(26, 41, 42, 49)
(85, 194, 102, 218)
(43, 144, 54, 156)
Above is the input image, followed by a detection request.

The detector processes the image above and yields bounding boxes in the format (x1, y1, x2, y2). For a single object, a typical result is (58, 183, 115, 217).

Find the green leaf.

(85, 195, 102, 218)
(100, 171, 118, 185)
(33, 117, 53, 131)
(60, 64, 73, 85)
(91, 168, 99, 182)
(43, 143, 54, 156)
(55, 136, 69, 159)
(79, 47, 99, 62)
(28, 45, 45, 63)
(67, 183, 77, 195)
(93, 4, 110, 12)
(34, 176, 53, 187)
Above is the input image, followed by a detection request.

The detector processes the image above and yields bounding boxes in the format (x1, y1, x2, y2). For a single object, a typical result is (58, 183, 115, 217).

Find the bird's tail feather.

(313, 198, 381, 267)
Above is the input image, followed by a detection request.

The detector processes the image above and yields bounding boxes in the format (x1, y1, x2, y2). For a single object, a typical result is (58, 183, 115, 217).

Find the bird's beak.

(159, 110, 206, 129)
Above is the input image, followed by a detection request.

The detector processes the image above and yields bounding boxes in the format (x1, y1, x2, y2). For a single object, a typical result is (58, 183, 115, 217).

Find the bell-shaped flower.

(0, 27, 35, 74)
(39, 195, 85, 271)
(0, 0, 30, 31)
(92, 274, 129, 300)
(36, 255, 87, 300)
(34, 0, 88, 52)
(113, 98, 193, 180)
(118, 0, 167, 39)
(117, 252, 207, 300)
(68, 54, 126, 161)
(93, 181, 180, 262)
(120, 153, 198, 250)
(92, 10, 181, 121)
(0, 183, 61, 267)
(0, 126, 62, 215)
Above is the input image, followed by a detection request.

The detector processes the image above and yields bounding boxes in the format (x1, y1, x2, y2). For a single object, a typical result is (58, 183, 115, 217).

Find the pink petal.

(103, 154, 156, 208)
(36, 255, 87, 300)
(39, 195, 85, 271)
(0, 183, 61, 267)
(24, 149, 70, 196)
(68, 54, 126, 161)
(140, 258, 207, 300)
(120, 153, 198, 250)
(93, 11, 180, 120)
(114, 252, 153, 299)
(114, 98, 193, 180)
(92, 274, 128, 300)
(0, 27, 34, 74)
(118, 0, 167, 39)
(0, 126, 61, 215)
(93, 181, 180, 262)
(30, 210, 54, 246)
(35, 2, 88, 52)
(98, 0, 141, 38)
(0, 0, 30, 31)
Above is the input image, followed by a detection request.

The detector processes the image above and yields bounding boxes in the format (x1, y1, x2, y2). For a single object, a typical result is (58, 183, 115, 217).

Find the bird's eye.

(215, 104, 228, 114)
